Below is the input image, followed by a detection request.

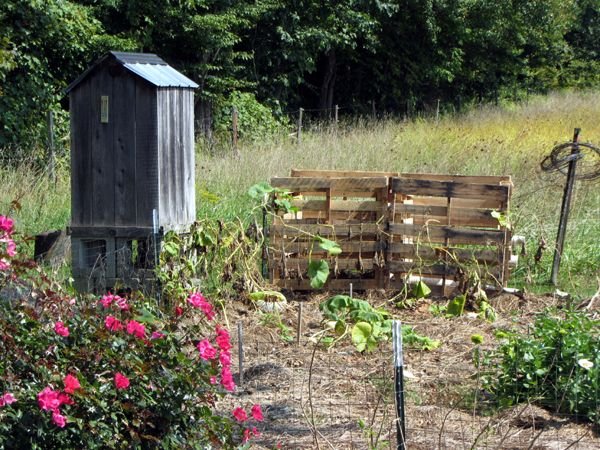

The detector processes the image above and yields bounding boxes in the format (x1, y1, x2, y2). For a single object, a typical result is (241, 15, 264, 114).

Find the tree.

(0, 0, 127, 149)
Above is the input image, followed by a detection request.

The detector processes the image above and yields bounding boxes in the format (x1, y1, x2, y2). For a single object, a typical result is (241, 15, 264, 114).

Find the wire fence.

(229, 322, 599, 449)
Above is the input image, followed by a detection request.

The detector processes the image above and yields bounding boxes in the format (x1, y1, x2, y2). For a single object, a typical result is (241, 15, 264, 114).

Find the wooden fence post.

(47, 111, 56, 183)
(232, 107, 239, 155)
(297, 107, 303, 144)
(334, 104, 339, 129)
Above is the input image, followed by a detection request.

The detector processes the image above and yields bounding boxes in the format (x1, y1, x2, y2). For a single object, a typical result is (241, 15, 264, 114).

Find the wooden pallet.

(267, 170, 512, 296)
(388, 174, 512, 297)
(268, 174, 389, 289)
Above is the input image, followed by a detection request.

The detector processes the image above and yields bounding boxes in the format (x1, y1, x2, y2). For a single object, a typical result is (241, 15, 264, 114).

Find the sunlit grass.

(197, 90, 600, 297)
(0, 90, 598, 297)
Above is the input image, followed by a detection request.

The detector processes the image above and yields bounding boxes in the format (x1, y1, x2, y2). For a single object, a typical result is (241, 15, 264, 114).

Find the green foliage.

(307, 260, 329, 289)
(481, 309, 600, 424)
(447, 294, 467, 316)
(214, 91, 287, 143)
(319, 295, 439, 352)
(157, 218, 263, 301)
(412, 280, 431, 299)
(0, 218, 249, 448)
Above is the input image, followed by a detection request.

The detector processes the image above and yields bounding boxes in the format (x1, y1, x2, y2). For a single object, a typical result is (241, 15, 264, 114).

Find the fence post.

(551, 128, 581, 285)
(334, 104, 339, 130)
(297, 107, 303, 144)
(232, 107, 239, 155)
(371, 100, 376, 120)
(238, 321, 244, 387)
(435, 99, 440, 123)
(393, 321, 406, 450)
(47, 111, 56, 183)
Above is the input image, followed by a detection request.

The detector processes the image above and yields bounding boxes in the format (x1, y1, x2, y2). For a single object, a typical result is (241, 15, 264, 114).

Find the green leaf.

(447, 295, 466, 316)
(308, 260, 329, 289)
(317, 237, 342, 256)
(163, 241, 179, 257)
(412, 280, 431, 298)
(351, 322, 373, 352)
(248, 290, 287, 303)
(248, 182, 274, 199)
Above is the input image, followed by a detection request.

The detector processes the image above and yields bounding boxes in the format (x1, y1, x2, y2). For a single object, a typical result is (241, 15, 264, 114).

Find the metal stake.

(393, 321, 406, 450)
(238, 321, 244, 387)
(551, 128, 580, 285)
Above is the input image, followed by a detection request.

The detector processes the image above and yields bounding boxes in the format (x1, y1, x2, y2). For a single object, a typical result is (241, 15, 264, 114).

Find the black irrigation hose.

(541, 141, 600, 181)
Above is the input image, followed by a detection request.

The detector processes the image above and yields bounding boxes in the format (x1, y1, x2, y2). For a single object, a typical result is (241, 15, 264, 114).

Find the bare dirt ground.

(222, 292, 600, 449)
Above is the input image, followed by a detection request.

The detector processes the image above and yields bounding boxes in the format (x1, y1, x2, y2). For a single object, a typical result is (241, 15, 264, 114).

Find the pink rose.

(219, 350, 231, 367)
(187, 292, 215, 320)
(114, 372, 130, 390)
(100, 294, 115, 308)
(37, 387, 61, 411)
(242, 426, 260, 443)
(126, 320, 146, 339)
(0, 259, 10, 271)
(5, 239, 16, 257)
(63, 374, 81, 395)
(196, 339, 217, 361)
(0, 392, 16, 407)
(52, 410, 67, 428)
(114, 295, 129, 310)
(151, 331, 165, 340)
(216, 325, 232, 352)
(232, 406, 248, 422)
(54, 321, 69, 337)
(251, 404, 264, 421)
(105, 315, 124, 332)
(220, 366, 235, 392)
(0, 216, 14, 234)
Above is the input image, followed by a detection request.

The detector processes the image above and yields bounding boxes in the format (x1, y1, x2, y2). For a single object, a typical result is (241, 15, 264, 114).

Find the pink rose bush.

(0, 214, 16, 271)
(0, 215, 258, 448)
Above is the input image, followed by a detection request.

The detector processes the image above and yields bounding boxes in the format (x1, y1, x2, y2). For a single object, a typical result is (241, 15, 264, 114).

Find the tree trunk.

(319, 49, 336, 117)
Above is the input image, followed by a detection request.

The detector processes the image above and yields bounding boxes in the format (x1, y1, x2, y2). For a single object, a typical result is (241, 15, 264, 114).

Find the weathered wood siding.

(156, 88, 196, 230)
(70, 68, 170, 230)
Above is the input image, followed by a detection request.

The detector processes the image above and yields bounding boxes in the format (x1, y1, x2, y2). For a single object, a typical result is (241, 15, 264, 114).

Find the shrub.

(482, 309, 600, 424)
(213, 91, 287, 143)
(0, 215, 262, 448)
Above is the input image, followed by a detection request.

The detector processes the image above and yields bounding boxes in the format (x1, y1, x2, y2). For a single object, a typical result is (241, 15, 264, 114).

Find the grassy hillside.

(1, 90, 598, 296)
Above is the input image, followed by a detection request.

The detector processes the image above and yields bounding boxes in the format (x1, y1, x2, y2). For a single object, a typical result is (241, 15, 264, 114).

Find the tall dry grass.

(0, 90, 597, 295)
(197, 90, 599, 296)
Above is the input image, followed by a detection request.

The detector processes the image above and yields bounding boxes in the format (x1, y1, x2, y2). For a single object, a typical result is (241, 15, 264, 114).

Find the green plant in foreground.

(318, 295, 440, 352)
(481, 308, 600, 424)
(0, 215, 262, 448)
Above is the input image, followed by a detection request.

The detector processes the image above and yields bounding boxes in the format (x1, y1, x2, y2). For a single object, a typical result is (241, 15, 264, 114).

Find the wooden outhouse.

(66, 51, 198, 292)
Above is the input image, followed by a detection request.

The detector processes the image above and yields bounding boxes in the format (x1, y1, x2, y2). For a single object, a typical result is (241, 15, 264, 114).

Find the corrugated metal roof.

(66, 51, 198, 92)
(123, 63, 198, 88)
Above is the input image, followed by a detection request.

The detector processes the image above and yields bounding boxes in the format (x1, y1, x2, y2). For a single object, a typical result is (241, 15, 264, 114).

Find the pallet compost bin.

(66, 51, 198, 293)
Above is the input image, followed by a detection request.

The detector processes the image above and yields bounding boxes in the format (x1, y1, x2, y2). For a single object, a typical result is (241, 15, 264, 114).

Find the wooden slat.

(271, 223, 383, 237)
(409, 196, 505, 210)
(70, 226, 155, 238)
(389, 223, 505, 245)
(271, 177, 388, 191)
(388, 261, 459, 276)
(113, 73, 137, 226)
(69, 77, 91, 227)
(400, 173, 512, 185)
(291, 169, 400, 178)
(270, 258, 375, 272)
(269, 240, 381, 254)
(392, 178, 509, 203)
(388, 243, 501, 265)
(394, 204, 500, 228)
(273, 278, 380, 291)
(90, 67, 115, 226)
(135, 80, 158, 228)
(293, 199, 386, 212)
